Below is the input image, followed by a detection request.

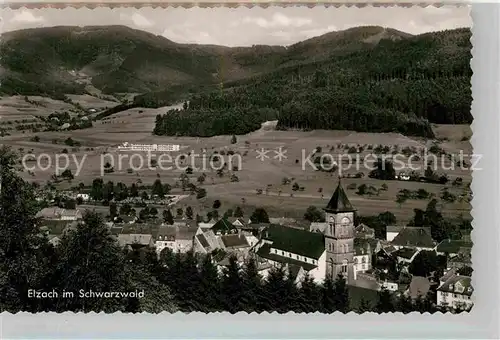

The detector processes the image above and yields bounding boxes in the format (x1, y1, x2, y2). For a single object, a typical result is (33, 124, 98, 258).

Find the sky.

(0, 6, 471, 47)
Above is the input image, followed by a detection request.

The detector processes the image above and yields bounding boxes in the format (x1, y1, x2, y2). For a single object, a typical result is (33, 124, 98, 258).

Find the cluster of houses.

(35, 181, 473, 311)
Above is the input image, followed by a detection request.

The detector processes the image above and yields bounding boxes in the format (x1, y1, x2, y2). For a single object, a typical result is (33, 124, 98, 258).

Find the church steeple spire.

(324, 176, 356, 213)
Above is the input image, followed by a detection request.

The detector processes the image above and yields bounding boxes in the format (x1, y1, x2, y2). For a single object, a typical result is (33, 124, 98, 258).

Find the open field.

(1, 96, 472, 223)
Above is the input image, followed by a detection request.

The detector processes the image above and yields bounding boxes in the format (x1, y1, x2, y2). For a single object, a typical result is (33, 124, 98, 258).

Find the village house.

(193, 230, 225, 254)
(39, 220, 78, 237)
(47, 235, 61, 247)
(36, 207, 83, 221)
(221, 234, 250, 252)
(386, 225, 403, 242)
(198, 217, 217, 230)
(309, 222, 328, 233)
(115, 215, 138, 224)
(448, 252, 472, 270)
(353, 238, 378, 280)
(227, 217, 247, 228)
(390, 226, 435, 251)
(268, 217, 297, 226)
(354, 223, 375, 239)
(435, 238, 473, 257)
(381, 280, 399, 292)
(393, 247, 420, 265)
(154, 224, 199, 254)
(436, 272, 473, 311)
(211, 218, 238, 235)
(117, 233, 154, 249)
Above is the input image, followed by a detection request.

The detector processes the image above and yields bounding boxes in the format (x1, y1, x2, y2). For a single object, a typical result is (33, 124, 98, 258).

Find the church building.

(252, 180, 356, 284)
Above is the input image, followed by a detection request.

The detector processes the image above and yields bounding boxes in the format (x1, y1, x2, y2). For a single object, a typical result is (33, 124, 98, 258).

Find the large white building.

(118, 142, 180, 152)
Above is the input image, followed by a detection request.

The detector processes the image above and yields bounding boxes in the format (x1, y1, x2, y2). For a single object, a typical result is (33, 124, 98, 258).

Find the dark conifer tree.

(357, 298, 373, 313)
(198, 254, 221, 312)
(321, 274, 336, 313)
(375, 288, 395, 313)
(240, 257, 263, 312)
(221, 255, 243, 313)
(0, 147, 54, 312)
(333, 274, 350, 313)
(298, 274, 322, 313)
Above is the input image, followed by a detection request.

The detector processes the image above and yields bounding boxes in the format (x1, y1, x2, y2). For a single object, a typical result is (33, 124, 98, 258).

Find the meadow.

(0, 95, 472, 224)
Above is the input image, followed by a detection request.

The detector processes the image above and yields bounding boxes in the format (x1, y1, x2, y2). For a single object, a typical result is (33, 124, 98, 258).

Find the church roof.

(324, 181, 356, 213)
(261, 224, 325, 259)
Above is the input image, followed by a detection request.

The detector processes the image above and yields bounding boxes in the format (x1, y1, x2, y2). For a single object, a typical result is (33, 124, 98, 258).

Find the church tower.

(323, 179, 356, 283)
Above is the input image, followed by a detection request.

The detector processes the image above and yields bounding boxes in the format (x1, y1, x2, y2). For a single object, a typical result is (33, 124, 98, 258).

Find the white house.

(381, 281, 399, 292)
(396, 173, 411, 181)
(76, 193, 90, 201)
(353, 238, 373, 280)
(154, 225, 199, 254)
(436, 274, 473, 311)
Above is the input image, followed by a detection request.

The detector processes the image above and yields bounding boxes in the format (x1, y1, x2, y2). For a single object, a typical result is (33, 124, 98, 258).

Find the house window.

(296, 255, 299, 260)
(362, 257, 366, 263)
(354, 258, 358, 264)
(362, 264, 366, 270)
(281, 251, 284, 256)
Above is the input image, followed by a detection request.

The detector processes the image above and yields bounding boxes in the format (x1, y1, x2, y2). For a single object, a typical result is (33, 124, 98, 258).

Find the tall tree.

(357, 298, 373, 313)
(240, 258, 263, 312)
(51, 211, 128, 312)
(321, 274, 336, 313)
(163, 210, 174, 225)
(0, 147, 54, 312)
(198, 254, 221, 312)
(250, 208, 270, 224)
(234, 206, 244, 218)
(375, 288, 395, 313)
(221, 255, 243, 313)
(298, 274, 322, 312)
(333, 274, 350, 313)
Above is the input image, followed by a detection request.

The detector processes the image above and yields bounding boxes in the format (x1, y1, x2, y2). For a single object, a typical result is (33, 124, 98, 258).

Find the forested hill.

(154, 27, 472, 138)
(0, 25, 285, 96)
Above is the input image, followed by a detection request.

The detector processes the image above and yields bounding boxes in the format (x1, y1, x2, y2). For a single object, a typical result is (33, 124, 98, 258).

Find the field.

(0, 95, 472, 224)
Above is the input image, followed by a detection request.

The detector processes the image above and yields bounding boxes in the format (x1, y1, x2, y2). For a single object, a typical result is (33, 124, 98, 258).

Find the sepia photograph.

(0, 5, 473, 314)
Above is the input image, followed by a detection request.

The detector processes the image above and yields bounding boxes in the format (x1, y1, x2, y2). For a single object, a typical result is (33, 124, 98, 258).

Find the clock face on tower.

(341, 217, 350, 224)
